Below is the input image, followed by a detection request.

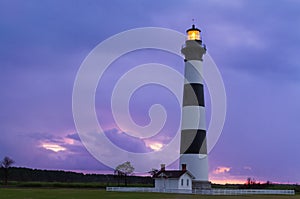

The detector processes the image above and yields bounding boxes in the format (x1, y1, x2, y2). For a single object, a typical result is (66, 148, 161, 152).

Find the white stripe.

(181, 106, 206, 130)
(184, 60, 203, 84)
(180, 154, 208, 181)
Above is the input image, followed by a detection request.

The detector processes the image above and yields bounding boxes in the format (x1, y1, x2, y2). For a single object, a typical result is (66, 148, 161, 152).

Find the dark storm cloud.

(104, 129, 151, 153)
(27, 132, 63, 144)
(1, 130, 110, 171)
(0, 0, 175, 63)
(1, 0, 300, 183)
(209, 71, 300, 182)
(210, 1, 300, 81)
(66, 133, 81, 141)
(151, 0, 300, 81)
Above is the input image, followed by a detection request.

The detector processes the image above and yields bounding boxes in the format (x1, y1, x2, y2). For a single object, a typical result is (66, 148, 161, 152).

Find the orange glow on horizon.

(210, 178, 246, 185)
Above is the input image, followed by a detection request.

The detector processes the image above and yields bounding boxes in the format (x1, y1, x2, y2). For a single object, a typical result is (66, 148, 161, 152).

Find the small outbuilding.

(153, 164, 194, 190)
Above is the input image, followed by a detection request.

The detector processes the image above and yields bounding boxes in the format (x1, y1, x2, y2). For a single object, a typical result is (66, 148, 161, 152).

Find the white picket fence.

(106, 187, 295, 195)
(106, 187, 192, 194)
(195, 189, 295, 195)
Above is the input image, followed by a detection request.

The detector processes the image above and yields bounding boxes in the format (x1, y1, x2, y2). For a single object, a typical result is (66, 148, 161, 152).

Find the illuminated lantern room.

(186, 24, 201, 41)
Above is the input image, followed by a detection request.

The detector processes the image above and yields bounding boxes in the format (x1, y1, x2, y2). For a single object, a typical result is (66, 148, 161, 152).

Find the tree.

(148, 168, 159, 177)
(1, 156, 15, 185)
(244, 177, 260, 189)
(246, 177, 252, 186)
(114, 161, 134, 186)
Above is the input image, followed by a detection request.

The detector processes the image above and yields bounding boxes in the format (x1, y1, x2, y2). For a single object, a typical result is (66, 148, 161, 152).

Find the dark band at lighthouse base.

(180, 129, 207, 154)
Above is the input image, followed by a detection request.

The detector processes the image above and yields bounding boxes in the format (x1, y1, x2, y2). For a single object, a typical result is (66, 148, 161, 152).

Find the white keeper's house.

(153, 164, 194, 190)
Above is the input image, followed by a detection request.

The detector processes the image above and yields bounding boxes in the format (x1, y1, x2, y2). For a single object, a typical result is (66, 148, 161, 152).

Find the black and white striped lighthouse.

(179, 24, 211, 189)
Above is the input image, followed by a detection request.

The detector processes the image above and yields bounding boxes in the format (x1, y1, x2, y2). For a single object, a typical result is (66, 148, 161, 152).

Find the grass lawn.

(0, 188, 299, 199)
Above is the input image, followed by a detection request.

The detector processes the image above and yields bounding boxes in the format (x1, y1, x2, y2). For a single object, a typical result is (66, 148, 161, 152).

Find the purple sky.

(1, 0, 300, 184)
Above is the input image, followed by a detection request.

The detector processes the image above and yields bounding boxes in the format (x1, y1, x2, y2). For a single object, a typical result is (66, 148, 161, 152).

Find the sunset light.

(145, 141, 163, 151)
(42, 143, 66, 152)
(1, 0, 300, 188)
(210, 178, 246, 185)
(64, 137, 75, 145)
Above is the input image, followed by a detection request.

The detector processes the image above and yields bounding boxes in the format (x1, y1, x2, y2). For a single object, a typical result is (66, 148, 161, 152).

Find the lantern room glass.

(187, 30, 200, 40)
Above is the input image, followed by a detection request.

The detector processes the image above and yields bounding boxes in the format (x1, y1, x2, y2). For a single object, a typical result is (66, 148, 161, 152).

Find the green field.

(0, 188, 299, 199)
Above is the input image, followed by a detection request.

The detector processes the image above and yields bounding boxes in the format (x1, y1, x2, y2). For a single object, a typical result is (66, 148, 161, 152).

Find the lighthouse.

(179, 24, 211, 189)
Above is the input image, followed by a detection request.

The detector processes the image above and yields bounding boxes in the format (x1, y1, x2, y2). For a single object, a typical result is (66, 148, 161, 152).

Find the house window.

(187, 179, 189, 186)
(181, 179, 183, 186)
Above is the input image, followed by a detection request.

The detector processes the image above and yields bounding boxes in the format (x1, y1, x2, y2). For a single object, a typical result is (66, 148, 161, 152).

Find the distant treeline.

(0, 167, 153, 186)
(1, 167, 299, 192)
(212, 182, 300, 193)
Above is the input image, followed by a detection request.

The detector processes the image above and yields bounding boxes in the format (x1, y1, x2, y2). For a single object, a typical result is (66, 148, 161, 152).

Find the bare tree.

(114, 161, 134, 186)
(148, 168, 159, 177)
(246, 177, 252, 186)
(1, 156, 15, 185)
(245, 177, 257, 188)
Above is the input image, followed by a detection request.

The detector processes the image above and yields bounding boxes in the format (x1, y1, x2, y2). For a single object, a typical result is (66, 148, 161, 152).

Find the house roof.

(153, 170, 195, 179)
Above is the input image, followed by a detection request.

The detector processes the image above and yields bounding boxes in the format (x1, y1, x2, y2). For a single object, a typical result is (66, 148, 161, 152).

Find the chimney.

(182, 164, 187, 171)
(160, 164, 165, 171)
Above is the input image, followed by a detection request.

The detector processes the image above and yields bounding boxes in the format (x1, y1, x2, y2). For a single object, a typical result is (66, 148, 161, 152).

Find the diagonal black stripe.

(183, 83, 205, 107)
(180, 129, 207, 154)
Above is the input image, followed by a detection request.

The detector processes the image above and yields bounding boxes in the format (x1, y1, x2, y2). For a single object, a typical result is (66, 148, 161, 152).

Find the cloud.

(210, 165, 256, 184)
(41, 143, 66, 152)
(144, 140, 164, 151)
(66, 133, 81, 142)
(0, 130, 110, 171)
(1, 0, 300, 183)
(104, 129, 152, 153)
(213, 166, 231, 174)
(243, 166, 252, 171)
(209, 23, 266, 50)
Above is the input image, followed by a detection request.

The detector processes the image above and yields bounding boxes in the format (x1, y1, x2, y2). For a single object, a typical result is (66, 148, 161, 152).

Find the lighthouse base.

(192, 180, 212, 190)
